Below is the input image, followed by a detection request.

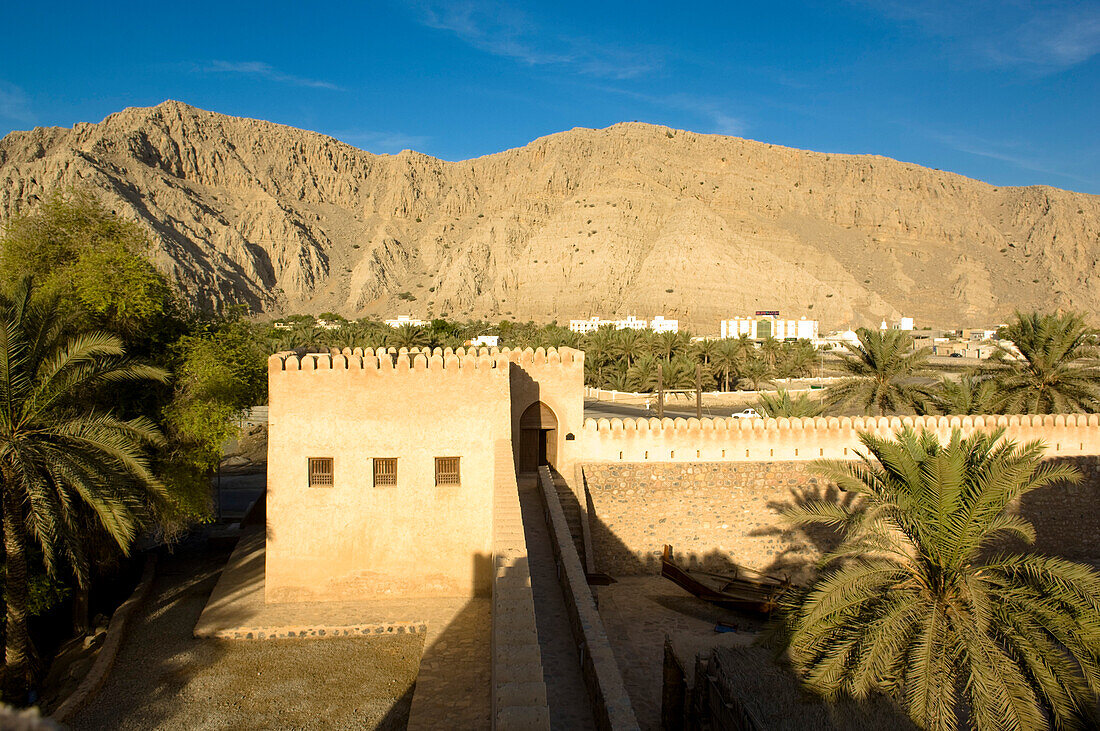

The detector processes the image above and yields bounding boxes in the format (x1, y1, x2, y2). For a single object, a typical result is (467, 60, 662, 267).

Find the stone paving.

(195, 527, 491, 728)
(517, 480, 598, 730)
(406, 599, 491, 730)
(596, 576, 762, 730)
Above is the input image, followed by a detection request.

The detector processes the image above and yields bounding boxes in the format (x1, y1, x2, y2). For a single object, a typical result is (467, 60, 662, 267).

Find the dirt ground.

(70, 538, 423, 731)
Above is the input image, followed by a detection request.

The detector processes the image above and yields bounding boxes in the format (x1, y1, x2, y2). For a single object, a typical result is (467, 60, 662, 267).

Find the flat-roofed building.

(720, 314, 818, 341)
(569, 315, 679, 334)
(384, 315, 430, 328)
(648, 316, 679, 333)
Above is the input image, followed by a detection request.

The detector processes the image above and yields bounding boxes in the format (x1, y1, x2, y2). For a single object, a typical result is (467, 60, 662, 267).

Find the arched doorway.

(519, 402, 558, 473)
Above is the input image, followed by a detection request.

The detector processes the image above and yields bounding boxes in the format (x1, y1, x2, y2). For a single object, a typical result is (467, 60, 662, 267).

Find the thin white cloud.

(708, 111, 747, 137)
(0, 81, 33, 124)
(858, 0, 1100, 71)
(411, 0, 660, 79)
(596, 86, 748, 137)
(927, 128, 1096, 187)
(199, 61, 342, 90)
(326, 129, 431, 154)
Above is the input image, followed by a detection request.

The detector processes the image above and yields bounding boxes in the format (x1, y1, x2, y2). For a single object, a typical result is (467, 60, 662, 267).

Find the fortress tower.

(265, 346, 584, 603)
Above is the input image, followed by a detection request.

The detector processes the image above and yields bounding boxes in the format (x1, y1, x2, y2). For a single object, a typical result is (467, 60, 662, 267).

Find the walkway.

(517, 478, 598, 730)
(596, 576, 761, 730)
(195, 528, 491, 729)
(70, 539, 422, 730)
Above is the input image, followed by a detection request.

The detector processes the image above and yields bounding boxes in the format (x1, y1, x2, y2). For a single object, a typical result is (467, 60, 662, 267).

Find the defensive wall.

(576, 414, 1100, 579)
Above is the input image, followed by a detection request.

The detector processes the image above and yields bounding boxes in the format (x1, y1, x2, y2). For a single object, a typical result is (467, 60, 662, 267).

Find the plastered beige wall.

(504, 347, 585, 475)
(579, 413, 1100, 463)
(266, 349, 510, 602)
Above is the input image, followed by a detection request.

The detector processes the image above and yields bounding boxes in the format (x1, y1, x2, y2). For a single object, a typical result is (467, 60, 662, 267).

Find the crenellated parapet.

(579, 413, 1100, 462)
(269, 345, 584, 374)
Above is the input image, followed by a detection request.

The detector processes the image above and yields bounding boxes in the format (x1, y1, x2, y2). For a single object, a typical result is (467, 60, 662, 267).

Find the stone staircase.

(550, 470, 587, 571)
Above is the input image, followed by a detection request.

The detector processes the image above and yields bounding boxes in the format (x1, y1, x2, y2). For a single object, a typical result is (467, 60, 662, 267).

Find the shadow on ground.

(68, 537, 422, 731)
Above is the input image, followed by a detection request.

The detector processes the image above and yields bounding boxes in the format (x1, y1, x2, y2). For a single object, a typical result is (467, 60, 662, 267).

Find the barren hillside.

(1, 100, 1097, 330)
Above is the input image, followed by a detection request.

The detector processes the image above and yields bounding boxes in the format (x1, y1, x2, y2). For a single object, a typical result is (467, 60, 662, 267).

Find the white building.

(568, 317, 605, 334)
(720, 315, 818, 341)
(568, 315, 678, 334)
(384, 315, 431, 328)
(615, 315, 649, 331)
(819, 329, 862, 351)
(648, 316, 679, 333)
(469, 335, 500, 348)
(894, 317, 915, 331)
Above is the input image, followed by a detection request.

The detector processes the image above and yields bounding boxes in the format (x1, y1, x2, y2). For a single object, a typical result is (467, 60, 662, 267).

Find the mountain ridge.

(1, 100, 1097, 331)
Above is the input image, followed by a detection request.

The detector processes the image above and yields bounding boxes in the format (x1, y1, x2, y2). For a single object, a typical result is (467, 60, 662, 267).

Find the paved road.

(212, 472, 265, 520)
(584, 401, 741, 421)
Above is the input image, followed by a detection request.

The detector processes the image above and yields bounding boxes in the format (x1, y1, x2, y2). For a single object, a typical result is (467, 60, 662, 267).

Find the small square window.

(435, 457, 461, 486)
(308, 457, 334, 487)
(373, 458, 398, 487)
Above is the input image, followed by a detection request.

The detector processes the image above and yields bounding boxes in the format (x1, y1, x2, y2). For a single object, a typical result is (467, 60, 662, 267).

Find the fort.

(256, 345, 1100, 727)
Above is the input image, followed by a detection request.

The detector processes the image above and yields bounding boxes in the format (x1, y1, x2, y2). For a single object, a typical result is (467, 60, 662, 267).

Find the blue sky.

(2, 1, 1098, 193)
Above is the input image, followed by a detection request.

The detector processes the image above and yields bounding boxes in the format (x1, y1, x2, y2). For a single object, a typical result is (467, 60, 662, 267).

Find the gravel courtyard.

(70, 539, 424, 730)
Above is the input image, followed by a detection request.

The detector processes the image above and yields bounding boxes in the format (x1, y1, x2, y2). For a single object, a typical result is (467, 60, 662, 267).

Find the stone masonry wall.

(584, 457, 1100, 580)
(583, 461, 834, 581)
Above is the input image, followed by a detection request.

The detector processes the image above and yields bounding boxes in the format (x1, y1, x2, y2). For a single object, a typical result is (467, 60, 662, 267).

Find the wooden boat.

(660, 544, 790, 615)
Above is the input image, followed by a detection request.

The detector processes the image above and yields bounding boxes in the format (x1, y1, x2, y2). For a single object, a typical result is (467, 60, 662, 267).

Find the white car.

(731, 408, 761, 419)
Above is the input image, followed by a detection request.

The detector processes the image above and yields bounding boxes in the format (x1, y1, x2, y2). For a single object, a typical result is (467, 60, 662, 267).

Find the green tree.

(738, 353, 774, 391)
(825, 328, 932, 415)
(0, 190, 173, 339)
(759, 336, 783, 370)
(651, 330, 690, 361)
(613, 328, 649, 368)
(777, 339, 818, 379)
(162, 321, 267, 514)
(629, 355, 704, 392)
(929, 374, 1001, 416)
(756, 389, 823, 418)
(0, 281, 170, 699)
(582, 328, 616, 387)
(780, 427, 1100, 731)
(991, 312, 1100, 413)
(691, 338, 720, 367)
(712, 339, 747, 392)
(386, 324, 428, 350)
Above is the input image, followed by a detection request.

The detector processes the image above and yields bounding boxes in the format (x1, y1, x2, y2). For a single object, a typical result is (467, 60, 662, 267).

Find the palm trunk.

(2, 473, 34, 703)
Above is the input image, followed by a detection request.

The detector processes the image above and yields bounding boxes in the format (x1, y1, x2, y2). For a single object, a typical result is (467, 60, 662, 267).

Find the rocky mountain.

(1, 100, 1098, 331)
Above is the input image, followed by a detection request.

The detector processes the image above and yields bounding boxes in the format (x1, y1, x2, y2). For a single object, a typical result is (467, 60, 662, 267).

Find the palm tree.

(583, 328, 615, 386)
(759, 337, 783, 370)
(612, 328, 649, 369)
(756, 389, 823, 418)
(652, 330, 689, 361)
(711, 339, 744, 392)
(0, 281, 169, 698)
(386, 323, 428, 350)
(780, 427, 1100, 731)
(738, 353, 774, 391)
(825, 328, 932, 415)
(604, 366, 630, 392)
(777, 339, 817, 379)
(929, 374, 1001, 415)
(626, 354, 659, 393)
(691, 338, 720, 367)
(991, 312, 1100, 413)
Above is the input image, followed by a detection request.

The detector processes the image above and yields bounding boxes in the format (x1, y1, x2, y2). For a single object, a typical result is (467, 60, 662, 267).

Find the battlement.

(269, 346, 584, 374)
(579, 413, 1100, 462)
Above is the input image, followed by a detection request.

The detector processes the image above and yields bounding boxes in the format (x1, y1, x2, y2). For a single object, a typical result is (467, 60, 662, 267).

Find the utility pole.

(657, 362, 664, 419)
(696, 363, 703, 418)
